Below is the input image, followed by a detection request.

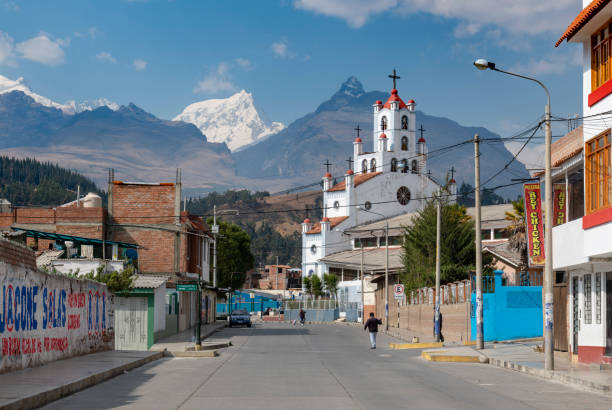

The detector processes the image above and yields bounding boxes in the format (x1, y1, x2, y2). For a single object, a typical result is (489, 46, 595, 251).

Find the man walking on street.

(364, 312, 382, 349)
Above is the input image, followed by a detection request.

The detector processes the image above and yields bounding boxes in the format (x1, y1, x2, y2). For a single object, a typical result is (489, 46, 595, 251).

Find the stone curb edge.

(3, 351, 164, 410)
(486, 356, 611, 395)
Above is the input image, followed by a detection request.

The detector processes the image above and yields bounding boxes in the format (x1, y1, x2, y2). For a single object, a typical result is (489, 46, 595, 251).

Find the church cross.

(388, 69, 400, 89)
(346, 157, 353, 169)
(449, 166, 456, 180)
(354, 124, 362, 138)
(324, 159, 332, 173)
(419, 124, 426, 139)
(305, 205, 310, 219)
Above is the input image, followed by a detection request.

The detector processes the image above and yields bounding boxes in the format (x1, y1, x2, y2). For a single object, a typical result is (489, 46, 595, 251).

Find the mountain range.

(0, 74, 528, 198)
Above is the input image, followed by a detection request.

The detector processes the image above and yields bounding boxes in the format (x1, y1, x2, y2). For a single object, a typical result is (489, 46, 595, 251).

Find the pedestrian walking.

(364, 312, 382, 349)
(299, 308, 306, 325)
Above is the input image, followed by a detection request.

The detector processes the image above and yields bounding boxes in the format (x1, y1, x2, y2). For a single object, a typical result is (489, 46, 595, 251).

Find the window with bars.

(596, 273, 602, 324)
(592, 22, 612, 91)
(585, 130, 611, 214)
(584, 274, 592, 324)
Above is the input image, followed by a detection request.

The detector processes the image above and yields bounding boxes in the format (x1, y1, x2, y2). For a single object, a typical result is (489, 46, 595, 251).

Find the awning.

(12, 228, 139, 249)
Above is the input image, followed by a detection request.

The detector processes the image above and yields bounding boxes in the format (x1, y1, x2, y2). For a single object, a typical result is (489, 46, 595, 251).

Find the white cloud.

(0, 32, 16, 66)
(96, 51, 117, 64)
(272, 39, 289, 57)
(235, 57, 253, 70)
(4, 1, 19, 11)
(133, 59, 147, 71)
(505, 141, 545, 171)
(75, 27, 99, 39)
(194, 62, 236, 94)
(510, 48, 581, 76)
(15, 34, 66, 66)
(295, 0, 579, 36)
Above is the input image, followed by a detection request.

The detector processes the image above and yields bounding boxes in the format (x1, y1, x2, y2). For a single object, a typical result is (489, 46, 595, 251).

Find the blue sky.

(0, 0, 584, 163)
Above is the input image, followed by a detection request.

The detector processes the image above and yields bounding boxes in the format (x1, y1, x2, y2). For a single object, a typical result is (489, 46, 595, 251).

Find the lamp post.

(357, 206, 389, 331)
(473, 59, 553, 370)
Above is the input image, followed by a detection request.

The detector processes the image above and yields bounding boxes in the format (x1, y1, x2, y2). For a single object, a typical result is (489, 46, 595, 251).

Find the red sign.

(553, 184, 567, 227)
(524, 183, 545, 267)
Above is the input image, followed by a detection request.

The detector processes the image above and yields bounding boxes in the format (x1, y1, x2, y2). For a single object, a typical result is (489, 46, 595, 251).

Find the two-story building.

(555, 0, 612, 364)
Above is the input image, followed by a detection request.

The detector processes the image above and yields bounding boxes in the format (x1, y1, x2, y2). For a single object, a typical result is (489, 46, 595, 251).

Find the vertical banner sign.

(524, 183, 545, 267)
(553, 184, 567, 227)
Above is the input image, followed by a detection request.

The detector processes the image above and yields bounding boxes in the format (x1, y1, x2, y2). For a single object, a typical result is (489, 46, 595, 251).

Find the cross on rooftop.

(324, 159, 332, 173)
(354, 124, 362, 138)
(419, 125, 426, 139)
(346, 157, 353, 169)
(388, 69, 400, 89)
(305, 205, 310, 218)
(449, 166, 456, 180)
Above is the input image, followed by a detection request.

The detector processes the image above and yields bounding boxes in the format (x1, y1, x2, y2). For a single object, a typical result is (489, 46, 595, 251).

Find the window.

(357, 237, 378, 248)
(596, 273, 602, 324)
(401, 116, 408, 130)
(411, 160, 418, 174)
(584, 274, 592, 324)
(362, 159, 368, 174)
(333, 200, 340, 209)
(370, 158, 377, 172)
(585, 130, 611, 214)
(401, 136, 408, 151)
(310, 244, 317, 255)
(380, 116, 387, 131)
(397, 186, 411, 205)
(591, 22, 612, 91)
(390, 158, 398, 172)
(400, 159, 408, 174)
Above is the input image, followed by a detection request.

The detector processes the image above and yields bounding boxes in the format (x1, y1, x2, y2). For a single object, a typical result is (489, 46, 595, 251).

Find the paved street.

(44, 323, 610, 410)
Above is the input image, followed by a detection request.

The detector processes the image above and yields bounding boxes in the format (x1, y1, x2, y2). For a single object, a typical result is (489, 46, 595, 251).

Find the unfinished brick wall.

(112, 228, 176, 273)
(15, 208, 55, 224)
(111, 183, 176, 225)
(0, 238, 36, 270)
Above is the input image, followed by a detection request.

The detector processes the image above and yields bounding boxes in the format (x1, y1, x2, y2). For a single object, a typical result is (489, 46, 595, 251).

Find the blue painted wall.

(217, 291, 280, 314)
(285, 309, 339, 322)
(471, 271, 543, 341)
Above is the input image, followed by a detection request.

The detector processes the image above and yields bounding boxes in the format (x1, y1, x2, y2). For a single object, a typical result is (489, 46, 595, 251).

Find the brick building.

(245, 265, 301, 290)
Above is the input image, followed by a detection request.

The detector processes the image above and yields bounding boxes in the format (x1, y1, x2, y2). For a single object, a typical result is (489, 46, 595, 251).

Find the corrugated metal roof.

(132, 274, 168, 289)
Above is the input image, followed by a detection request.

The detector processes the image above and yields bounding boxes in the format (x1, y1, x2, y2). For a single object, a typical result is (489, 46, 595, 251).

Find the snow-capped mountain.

(0, 74, 118, 114)
(174, 90, 284, 151)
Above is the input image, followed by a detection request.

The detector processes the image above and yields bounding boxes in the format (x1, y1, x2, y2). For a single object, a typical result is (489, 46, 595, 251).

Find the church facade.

(301, 78, 454, 280)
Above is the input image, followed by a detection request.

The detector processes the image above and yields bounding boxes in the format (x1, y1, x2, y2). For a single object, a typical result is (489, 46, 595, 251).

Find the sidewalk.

(0, 350, 162, 410)
(150, 322, 228, 356)
(422, 341, 612, 394)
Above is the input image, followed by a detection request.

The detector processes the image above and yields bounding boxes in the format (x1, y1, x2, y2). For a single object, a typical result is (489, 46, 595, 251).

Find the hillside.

(0, 156, 104, 206)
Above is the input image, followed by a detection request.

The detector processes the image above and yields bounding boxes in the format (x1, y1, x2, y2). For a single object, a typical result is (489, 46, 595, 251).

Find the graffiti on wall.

(0, 261, 113, 373)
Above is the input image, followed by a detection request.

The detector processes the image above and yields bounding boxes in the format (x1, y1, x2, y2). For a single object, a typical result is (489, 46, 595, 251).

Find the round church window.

(334, 201, 340, 209)
(310, 244, 317, 254)
(364, 201, 372, 210)
(397, 186, 411, 205)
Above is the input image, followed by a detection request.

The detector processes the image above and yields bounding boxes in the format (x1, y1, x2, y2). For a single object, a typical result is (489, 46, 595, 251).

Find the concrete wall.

(395, 303, 471, 343)
(154, 286, 166, 333)
(0, 239, 113, 373)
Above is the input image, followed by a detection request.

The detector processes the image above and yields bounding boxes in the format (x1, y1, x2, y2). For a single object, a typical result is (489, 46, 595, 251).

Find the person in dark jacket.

(364, 312, 383, 349)
(299, 309, 306, 325)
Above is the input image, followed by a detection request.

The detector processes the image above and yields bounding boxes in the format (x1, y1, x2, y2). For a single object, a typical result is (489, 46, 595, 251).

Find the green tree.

(310, 275, 323, 298)
(323, 273, 339, 299)
(504, 198, 528, 270)
(206, 218, 254, 289)
(400, 201, 491, 291)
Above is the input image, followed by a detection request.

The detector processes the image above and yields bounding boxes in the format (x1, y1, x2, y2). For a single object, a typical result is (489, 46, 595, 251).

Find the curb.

(163, 349, 218, 358)
(3, 351, 164, 410)
(390, 342, 443, 350)
(487, 357, 611, 394)
(421, 350, 487, 363)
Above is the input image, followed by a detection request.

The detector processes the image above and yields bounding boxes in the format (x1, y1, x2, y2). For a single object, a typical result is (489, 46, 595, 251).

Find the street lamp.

(474, 58, 554, 370)
(357, 206, 389, 331)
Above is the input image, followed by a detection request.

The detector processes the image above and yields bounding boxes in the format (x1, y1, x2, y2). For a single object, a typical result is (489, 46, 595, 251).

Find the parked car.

(229, 309, 251, 327)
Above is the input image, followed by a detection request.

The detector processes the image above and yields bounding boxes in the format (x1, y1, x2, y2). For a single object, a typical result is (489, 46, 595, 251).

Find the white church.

(301, 72, 454, 280)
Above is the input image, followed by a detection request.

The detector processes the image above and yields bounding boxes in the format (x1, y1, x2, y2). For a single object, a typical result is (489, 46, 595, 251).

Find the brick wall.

(0, 213, 13, 230)
(15, 208, 55, 224)
(0, 238, 36, 270)
(56, 207, 105, 224)
(112, 228, 176, 273)
(111, 183, 176, 225)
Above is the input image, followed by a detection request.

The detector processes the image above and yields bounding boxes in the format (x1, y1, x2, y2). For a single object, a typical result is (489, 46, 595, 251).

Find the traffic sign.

(394, 284, 404, 300)
(176, 284, 198, 292)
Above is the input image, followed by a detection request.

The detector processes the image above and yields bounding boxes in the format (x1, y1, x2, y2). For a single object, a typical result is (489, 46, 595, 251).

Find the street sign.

(394, 284, 404, 300)
(176, 284, 198, 292)
(211, 225, 219, 234)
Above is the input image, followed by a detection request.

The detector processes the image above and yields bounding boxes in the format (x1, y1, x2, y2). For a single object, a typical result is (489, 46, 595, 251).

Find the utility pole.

(434, 191, 441, 342)
(544, 94, 554, 370)
(276, 255, 279, 290)
(213, 205, 217, 288)
(474, 133, 484, 350)
(385, 221, 389, 331)
(360, 238, 365, 323)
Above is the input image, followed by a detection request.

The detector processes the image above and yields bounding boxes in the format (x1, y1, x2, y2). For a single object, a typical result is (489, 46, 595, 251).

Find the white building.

(555, 0, 612, 364)
(301, 78, 453, 281)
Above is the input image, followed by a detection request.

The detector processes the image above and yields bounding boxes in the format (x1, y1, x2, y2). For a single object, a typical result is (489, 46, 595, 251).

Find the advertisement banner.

(524, 183, 545, 267)
(553, 184, 567, 227)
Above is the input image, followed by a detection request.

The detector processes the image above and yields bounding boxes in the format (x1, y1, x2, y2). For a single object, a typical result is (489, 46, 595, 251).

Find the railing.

(409, 280, 471, 305)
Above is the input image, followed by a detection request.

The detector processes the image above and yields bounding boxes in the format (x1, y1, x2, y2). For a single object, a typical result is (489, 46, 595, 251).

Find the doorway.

(572, 276, 579, 354)
(607, 272, 612, 355)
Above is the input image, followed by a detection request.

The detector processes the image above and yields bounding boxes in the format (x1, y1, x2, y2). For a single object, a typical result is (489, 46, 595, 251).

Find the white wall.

(552, 219, 589, 270)
(50, 259, 126, 276)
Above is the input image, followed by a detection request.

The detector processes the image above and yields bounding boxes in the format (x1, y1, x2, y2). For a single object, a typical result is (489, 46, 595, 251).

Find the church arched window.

(401, 136, 408, 151)
(400, 159, 408, 174)
(401, 116, 408, 130)
(411, 160, 418, 174)
(380, 116, 387, 131)
(362, 159, 368, 174)
(390, 158, 398, 172)
(370, 158, 377, 172)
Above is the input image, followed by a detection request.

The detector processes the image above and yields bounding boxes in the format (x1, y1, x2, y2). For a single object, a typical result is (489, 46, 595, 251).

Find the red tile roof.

(382, 89, 408, 109)
(556, 0, 611, 47)
(328, 172, 382, 192)
(534, 126, 583, 176)
(305, 216, 348, 235)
